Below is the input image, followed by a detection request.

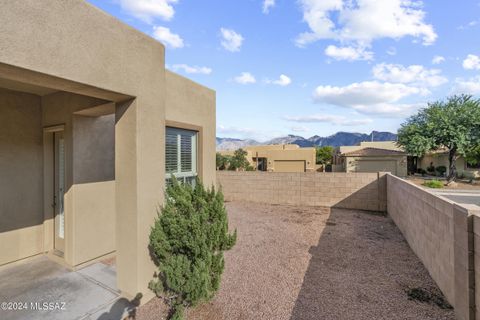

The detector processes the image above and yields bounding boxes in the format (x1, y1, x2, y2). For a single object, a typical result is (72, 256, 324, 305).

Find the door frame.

(43, 124, 66, 258)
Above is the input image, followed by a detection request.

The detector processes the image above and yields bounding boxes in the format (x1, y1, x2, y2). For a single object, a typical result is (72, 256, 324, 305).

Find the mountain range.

(216, 131, 397, 150)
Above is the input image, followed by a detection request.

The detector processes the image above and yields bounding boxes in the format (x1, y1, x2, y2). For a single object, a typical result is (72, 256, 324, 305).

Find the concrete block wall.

(216, 171, 387, 212)
(472, 211, 480, 320)
(387, 174, 479, 320)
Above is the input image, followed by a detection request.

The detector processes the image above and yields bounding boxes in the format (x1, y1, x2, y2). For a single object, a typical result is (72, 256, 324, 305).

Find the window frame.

(165, 126, 198, 184)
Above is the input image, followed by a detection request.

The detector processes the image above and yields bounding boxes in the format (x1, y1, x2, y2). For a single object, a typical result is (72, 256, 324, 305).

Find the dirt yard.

(136, 202, 455, 320)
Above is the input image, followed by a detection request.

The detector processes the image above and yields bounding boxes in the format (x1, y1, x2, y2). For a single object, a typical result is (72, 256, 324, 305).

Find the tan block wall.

(387, 174, 480, 320)
(217, 171, 386, 212)
(473, 214, 480, 320)
(387, 174, 456, 304)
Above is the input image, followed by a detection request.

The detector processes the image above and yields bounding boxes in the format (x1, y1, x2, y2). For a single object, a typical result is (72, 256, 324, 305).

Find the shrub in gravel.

(149, 177, 237, 320)
(422, 180, 444, 189)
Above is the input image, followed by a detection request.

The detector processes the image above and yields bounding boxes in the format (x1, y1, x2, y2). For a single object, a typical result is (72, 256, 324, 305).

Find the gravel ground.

(136, 201, 455, 320)
(407, 176, 480, 190)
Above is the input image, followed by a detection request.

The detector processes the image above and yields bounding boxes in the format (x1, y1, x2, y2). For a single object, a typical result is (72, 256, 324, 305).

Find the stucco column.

(115, 98, 165, 301)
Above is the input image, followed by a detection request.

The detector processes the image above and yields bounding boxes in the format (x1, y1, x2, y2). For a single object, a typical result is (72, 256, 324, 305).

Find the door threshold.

(53, 249, 64, 258)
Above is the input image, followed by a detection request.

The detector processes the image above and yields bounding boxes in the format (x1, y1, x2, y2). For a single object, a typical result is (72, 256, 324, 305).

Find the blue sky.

(86, 0, 480, 141)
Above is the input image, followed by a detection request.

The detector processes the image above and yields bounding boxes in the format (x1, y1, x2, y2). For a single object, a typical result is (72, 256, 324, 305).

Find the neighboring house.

(335, 141, 408, 177)
(220, 144, 316, 172)
(0, 1, 215, 303)
(336, 140, 480, 179)
(419, 150, 480, 179)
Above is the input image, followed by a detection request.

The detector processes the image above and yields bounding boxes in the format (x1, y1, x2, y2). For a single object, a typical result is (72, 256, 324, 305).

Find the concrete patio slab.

(77, 262, 118, 293)
(0, 256, 134, 320)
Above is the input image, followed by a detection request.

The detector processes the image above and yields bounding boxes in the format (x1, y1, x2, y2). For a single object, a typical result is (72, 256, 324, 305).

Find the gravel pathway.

(136, 201, 455, 320)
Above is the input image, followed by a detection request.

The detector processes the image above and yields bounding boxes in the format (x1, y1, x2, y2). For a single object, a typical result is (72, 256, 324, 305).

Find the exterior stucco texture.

(0, 0, 216, 303)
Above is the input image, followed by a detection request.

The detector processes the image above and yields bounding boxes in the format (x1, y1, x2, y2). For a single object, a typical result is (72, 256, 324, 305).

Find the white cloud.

(386, 47, 397, 56)
(284, 114, 373, 126)
(266, 74, 292, 86)
(452, 76, 480, 95)
(152, 26, 184, 48)
(312, 81, 427, 116)
(372, 63, 448, 87)
(220, 28, 244, 52)
(119, 0, 178, 23)
(324, 45, 373, 61)
(432, 55, 445, 64)
(458, 20, 478, 30)
(234, 72, 256, 84)
(463, 54, 480, 70)
(296, 0, 437, 49)
(263, 0, 275, 14)
(170, 64, 212, 75)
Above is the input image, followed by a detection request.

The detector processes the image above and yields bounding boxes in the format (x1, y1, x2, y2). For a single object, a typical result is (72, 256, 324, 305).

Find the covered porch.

(0, 61, 163, 302)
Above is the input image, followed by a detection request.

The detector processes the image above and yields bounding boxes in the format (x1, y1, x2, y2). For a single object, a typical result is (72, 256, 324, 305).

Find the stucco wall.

(72, 114, 115, 265)
(0, 89, 43, 265)
(0, 0, 216, 301)
(254, 148, 316, 172)
(217, 171, 386, 211)
(419, 153, 472, 177)
(165, 71, 216, 188)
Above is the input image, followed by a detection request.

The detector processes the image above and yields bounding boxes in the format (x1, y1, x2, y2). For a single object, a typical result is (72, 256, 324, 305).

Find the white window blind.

(166, 127, 197, 185)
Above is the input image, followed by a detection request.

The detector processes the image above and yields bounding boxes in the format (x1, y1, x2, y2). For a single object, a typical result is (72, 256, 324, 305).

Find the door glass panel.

(58, 137, 65, 239)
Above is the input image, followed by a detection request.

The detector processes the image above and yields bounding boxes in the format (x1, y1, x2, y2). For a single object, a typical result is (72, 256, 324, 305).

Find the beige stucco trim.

(43, 124, 65, 133)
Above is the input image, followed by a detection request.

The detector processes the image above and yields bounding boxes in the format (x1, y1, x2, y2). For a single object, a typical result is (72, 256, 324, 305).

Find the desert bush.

(436, 165, 447, 177)
(149, 177, 237, 319)
(423, 179, 444, 188)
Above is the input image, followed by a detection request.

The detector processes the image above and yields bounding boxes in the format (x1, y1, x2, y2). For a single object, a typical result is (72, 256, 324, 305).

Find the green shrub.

(149, 177, 237, 320)
(423, 179, 444, 188)
(436, 165, 447, 176)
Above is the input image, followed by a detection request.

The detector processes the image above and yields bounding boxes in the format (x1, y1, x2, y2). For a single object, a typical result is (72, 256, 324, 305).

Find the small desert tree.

(216, 152, 230, 170)
(149, 178, 237, 320)
(228, 148, 252, 171)
(397, 95, 480, 182)
(315, 146, 334, 165)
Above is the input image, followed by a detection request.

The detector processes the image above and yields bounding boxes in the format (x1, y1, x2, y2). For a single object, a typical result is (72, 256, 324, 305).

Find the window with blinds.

(165, 127, 198, 185)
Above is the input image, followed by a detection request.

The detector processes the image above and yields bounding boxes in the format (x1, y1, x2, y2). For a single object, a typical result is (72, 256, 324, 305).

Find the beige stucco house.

(335, 141, 408, 177)
(220, 144, 316, 172)
(419, 150, 480, 179)
(0, 0, 215, 303)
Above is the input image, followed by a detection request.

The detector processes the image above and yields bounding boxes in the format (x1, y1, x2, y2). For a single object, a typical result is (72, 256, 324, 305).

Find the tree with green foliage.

(315, 146, 334, 165)
(216, 152, 230, 170)
(149, 178, 237, 320)
(228, 148, 252, 171)
(397, 95, 480, 182)
(466, 145, 480, 167)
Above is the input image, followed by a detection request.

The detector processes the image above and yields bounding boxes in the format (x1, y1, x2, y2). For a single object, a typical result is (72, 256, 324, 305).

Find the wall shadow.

(289, 207, 453, 320)
(333, 175, 387, 212)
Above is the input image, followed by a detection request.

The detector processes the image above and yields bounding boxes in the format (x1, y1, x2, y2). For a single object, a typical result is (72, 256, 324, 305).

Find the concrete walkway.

(0, 256, 135, 320)
(431, 189, 480, 206)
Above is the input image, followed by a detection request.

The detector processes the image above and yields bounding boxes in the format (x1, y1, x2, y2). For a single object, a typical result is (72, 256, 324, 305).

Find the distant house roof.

(342, 147, 407, 157)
